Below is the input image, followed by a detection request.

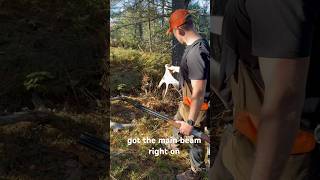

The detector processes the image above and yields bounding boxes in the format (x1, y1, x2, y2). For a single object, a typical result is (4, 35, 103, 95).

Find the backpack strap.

(301, 97, 320, 130)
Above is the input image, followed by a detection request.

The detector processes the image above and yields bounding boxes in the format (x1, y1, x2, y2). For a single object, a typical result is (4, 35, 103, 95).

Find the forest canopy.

(110, 0, 210, 52)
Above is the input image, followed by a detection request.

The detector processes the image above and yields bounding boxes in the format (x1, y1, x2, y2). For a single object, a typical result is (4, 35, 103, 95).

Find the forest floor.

(0, 1, 107, 178)
(110, 94, 211, 180)
(0, 111, 107, 180)
(109, 46, 215, 179)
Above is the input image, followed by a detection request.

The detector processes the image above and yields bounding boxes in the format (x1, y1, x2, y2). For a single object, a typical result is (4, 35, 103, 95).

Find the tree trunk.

(161, 0, 165, 27)
(148, 18, 152, 52)
(139, 23, 143, 41)
(148, 0, 153, 52)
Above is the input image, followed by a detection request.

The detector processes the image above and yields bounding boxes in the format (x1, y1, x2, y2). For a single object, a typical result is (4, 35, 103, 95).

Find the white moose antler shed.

(157, 64, 180, 97)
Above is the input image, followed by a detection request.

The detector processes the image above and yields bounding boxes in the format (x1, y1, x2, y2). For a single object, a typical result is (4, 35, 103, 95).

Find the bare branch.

(111, 14, 170, 32)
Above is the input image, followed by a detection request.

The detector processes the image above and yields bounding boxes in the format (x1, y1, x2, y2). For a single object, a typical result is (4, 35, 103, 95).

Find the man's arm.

(177, 79, 206, 135)
(188, 80, 206, 121)
(251, 57, 310, 180)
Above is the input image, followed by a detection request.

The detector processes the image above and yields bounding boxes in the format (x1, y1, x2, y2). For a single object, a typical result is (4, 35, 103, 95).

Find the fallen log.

(110, 121, 134, 132)
(0, 111, 50, 125)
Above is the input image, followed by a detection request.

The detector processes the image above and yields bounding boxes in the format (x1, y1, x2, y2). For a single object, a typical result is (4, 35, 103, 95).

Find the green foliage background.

(110, 47, 170, 95)
(110, 0, 210, 52)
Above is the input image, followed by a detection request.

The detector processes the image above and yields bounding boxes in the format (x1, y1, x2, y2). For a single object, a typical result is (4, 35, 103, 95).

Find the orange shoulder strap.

(183, 96, 209, 111)
(235, 112, 316, 155)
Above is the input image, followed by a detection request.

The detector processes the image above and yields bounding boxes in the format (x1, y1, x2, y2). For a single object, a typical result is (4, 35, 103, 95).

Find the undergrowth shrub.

(110, 47, 170, 95)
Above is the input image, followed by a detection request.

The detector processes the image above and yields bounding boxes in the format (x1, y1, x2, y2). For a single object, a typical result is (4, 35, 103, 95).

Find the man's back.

(210, 0, 320, 179)
(180, 38, 211, 100)
(221, 0, 320, 126)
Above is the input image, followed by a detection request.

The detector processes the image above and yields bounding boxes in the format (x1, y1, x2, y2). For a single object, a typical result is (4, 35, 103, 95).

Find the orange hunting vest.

(182, 82, 209, 111)
(231, 61, 315, 155)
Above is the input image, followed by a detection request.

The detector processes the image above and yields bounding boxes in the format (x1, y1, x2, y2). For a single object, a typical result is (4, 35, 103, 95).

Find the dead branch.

(0, 111, 51, 126)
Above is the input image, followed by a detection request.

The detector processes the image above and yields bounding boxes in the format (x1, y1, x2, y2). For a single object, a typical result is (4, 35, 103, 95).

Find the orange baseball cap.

(167, 9, 190, 35)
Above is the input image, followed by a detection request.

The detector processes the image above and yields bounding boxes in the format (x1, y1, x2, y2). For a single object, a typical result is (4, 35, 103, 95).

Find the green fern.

(24, 71, 54, 93)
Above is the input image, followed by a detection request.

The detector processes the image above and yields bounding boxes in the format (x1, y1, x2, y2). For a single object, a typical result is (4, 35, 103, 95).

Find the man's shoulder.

(192, 38, 209, 48)
(190, 39, 210, 54)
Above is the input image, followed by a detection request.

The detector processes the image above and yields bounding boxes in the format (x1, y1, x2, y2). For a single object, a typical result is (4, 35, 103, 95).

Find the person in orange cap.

(209, 0, 320, 179)
(166, 9, 211, 180)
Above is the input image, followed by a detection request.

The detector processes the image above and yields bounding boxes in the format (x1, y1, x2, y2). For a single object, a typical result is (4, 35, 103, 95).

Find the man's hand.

(175, 121, 193, 136)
